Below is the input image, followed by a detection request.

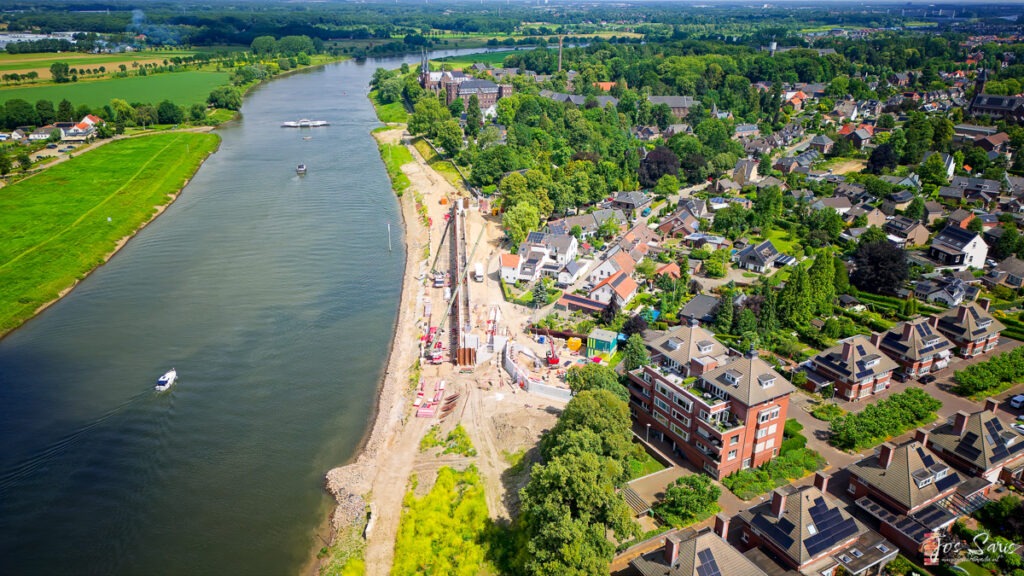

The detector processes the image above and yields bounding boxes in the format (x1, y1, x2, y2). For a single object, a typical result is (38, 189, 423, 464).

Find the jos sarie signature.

(922, 529, 1018, 570)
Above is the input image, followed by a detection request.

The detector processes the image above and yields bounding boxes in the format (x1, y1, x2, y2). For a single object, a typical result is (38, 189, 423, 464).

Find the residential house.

(881, 190, 915, 215)
(733, 158, 761, 187)
(922, 151, 956, 180)
(756, 176, 787, 192)
(678, 198, 710, 220)
(873, 318, 954, 378)
(499, 253, 521, 284)
(851, 127, 873, 149)
(630, 525, 769, 576)
(969, 94, 1024, 123)
(664, 124, 692, 138)
(774, 150, 820, 174)
(808, 134, 835, 155)
(924, 201, 944, 225)
(954, 123, 999, 143)
(983, 255, 1024, 288)
(881, 174, 922, 190)
(736, 474, 898, 576)
(714, 178, 741, 194)
(845, 203, 887, 227)
(657, 209, 700, 238)
(547, 208, 626, 238)
(684, 232, 731, 252)
(884, 216, 931, 247)
(634, 125, 661, 142)
(948, 176, 1002, 205)
(914, 276, 975, 307)
(926, 226, 988, 270)
(975, 132, 1011, 155)
(611, 191, 652, 218)
(847, 431, 961, 559)
(588, 249, 637, 285)
(890, 72, 912, 87)
(834, 182, 870, 203)
(679, 294, 721, 325)
(556, 260, 587, 287)
(63, 120, 95, 142)
(644, 320, 729, 378)
(586, 328, 618, 359)
(930, 301, 1004, 358)
(626, 347, 794, 479)
(589, 270, 639, 307)
(830, 99, 860, 123)
(806, 335, 898, 401)
(734, 123, 760, 140)
(655, 262, 681, 280)
(28, 125, 55, 142)
(947, 208, 974, 229)
(734, 240, 781, 273)
(789, 189, 815, 203)
(647, 95, 701, 119)
(811, 196, 853, 215)
(928, 401, 1024, 485)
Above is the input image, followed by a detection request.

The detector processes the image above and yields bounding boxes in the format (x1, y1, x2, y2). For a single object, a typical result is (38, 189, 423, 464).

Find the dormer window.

(724, 369, 741, 386)
(807, 524, 818, 536)
(697, 340, 714, 354)
(912, 469, 933, 488)
(978, 318, 992, 329)
(665, 338, 683, 351)
(758, 374, 775, 388)
(863, 354, 881, 368)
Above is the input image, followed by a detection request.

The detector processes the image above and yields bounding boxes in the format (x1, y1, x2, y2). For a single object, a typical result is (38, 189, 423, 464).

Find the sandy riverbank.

(317, 127, 428, 573)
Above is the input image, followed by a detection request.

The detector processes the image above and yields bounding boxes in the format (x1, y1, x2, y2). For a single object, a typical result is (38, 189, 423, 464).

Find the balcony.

(698, 412, 743, 435)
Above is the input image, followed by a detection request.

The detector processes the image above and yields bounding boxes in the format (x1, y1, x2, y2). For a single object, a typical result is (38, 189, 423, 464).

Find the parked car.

(1013, 423, 1024, 435)
(1011, 394, 1024, 410)
(919, 375, 937, 385)
(892, 372, 909, 383)
(641, 207, 652, 217)
(45, 143, 57, 149)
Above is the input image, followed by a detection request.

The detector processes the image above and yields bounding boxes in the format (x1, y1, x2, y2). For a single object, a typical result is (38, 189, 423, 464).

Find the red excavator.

(545, 328, 560, 367)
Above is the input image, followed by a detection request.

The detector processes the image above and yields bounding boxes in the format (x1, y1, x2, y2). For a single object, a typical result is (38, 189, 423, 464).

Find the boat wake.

(0, 390, 153, 492)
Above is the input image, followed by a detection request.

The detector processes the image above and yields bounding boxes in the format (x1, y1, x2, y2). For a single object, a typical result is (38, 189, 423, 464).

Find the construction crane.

(427, 222, 486, 364)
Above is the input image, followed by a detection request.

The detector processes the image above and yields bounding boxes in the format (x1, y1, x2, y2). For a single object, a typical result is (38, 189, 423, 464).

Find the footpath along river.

(0, 48, 494, 575)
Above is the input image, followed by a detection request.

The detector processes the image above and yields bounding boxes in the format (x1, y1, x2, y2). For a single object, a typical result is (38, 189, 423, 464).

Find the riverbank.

(319, 126, 426, 575)
(0, 132, 221, 340)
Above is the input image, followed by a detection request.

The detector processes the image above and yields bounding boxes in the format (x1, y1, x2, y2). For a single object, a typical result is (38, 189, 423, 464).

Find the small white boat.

(155, 369, 177, 392)
(281, 119, 329, 128)
(296, 164, 307, 174)
(302, 136, 313, 141)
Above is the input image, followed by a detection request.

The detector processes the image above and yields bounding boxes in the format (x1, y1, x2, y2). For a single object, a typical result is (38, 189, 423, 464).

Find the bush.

(811, 403, 846, 422)
(952, 347, 1024, 399)
(828, 388, 941, 451)
(419, 423, 477, 457)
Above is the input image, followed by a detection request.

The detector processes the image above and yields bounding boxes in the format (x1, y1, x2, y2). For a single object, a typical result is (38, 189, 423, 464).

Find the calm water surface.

(0, 50, 488, 575)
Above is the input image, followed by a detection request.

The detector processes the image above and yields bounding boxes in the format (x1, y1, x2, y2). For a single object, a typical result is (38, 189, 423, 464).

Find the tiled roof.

(930, 409, 1024, 471)
(701, 351, 794, 407)
(934, 303, 1005, 342)
(631, 529, 768, 576)
(848, 439, 960, 512)
(878, 319, 953, 362)
(812, 335, 897, 382)
(646, 323, 727, 369)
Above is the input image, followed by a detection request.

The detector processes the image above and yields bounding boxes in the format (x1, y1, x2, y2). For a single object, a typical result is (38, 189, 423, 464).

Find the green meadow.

(0, 132, 221, 336)
(0, 70, 231, 107)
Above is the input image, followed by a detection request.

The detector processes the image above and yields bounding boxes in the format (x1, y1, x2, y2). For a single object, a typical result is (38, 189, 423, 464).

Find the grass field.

(0, 132, 221, 337)
(434, 50, 519, 69)
(0, 70, 230, 107)
(0, 50, 198, 77)
(412, 137, 468, 192)
(368, 89, 408, 123)
(378, 142, 413, 196)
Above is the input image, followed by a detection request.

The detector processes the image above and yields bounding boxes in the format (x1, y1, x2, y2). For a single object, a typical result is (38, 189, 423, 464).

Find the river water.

(0, 49, 489, 575)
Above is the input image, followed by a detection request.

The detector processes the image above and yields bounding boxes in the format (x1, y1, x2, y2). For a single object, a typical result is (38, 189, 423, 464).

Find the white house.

(556, 260, 588, 287)
(522, 232, 578, 267)
(587, 248, 637, 285)
(500, 254, 521, 284)
(927, 226, 989, 271)
(28, 126, 54, 142)
(589, 270, 639, 307)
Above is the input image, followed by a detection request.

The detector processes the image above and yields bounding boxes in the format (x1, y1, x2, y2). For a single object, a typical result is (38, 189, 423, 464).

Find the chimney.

(953, 411, 970, 436)
(663, 534, 681, 565)
(691, 316, 699, 327)
(979, 298, 991, 312)
(841, 341, 853, 361)
(985, 398, 999, 414)
(747, 344, 758, 359)
(878, 443, 896, 469)
(770, 490, 787, 518)
(813, 471, 830, 494)
(957, 305, 969, 322)
(714, 513, 730, 540)
(902, 322, 915, 339)
(914, 428, 929, 445)
(869, 333, 881, 347)
(928, 315, 940, 329)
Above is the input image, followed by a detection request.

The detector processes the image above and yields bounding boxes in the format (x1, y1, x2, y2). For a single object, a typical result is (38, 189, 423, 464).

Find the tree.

(135, 105, 158, 127)
(597, 217, 620, 240)
(502, 203, 539, 248)
(654, 474, 721, 527)
(867, 143, 897, 174)
(4, 98, 37, 128)
(207, 86, 242, 110)
(0, 153, 11, 176)
(736, 308, 758, 334)
(49, 62, 70, 83)
(622, 314, 648, 337)
(778, 265, 813, 328)
(714, 294, 734, 334)
(903, 196, 926, 221)
(250, 36, 278, 55)
(919, 152, 950, 187)
(852, 240, 908, 294)
(638, 146, 679, 189)
(448, 97, 464, 118)
(540, 389, 636, 467)
(653, 174, 680, 197)
(56, 98, 74, 122)
(378, 76, 404, 104)
(110, 98, 135, 124)
(189, 103, 207, 122)
(408, 97, 450, 136)
(34, 99, 55, 125)
(858, 226, 888, 246)
(968, 217, 984, 234)
(833, 257, 850, 294)
(622, 333, 650, 371)
(994, 225, 1021, 260)
(16, 151, 31, 172)
(465, 94, 482, 139)
(565, 364, 627, 402)
(433, 119, 463, 156)
(156, 100, 184, 124)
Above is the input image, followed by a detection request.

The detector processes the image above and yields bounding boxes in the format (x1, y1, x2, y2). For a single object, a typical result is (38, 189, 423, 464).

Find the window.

(874, 381, 887, 393)
(756, 428, 769, 439)
(653, 411, 668, 425)
(935, 468, 948, 480)
(740, 532, 749, 544)
(848, 483, 857, 494)
(764, 438, 775, 450)
(772, 448, 778, 456)
(838, 554, 851, 563)
(655, 397, 670, 411)
(728, 449, 737, 461)
(699, 409, 710, 421)
(758, 407, 780, 423)
(755, 441, 765, 453)
(729, 436, 739, 446)
(642, 371, 651, 383)
(850, 549, 863, 558)
(656, 384, 670, 397)
(703, 462, 717, 474)
(807, 524, 818, 536)
(876, 544, 890, 554)
(641, 387, 651, 398)
(670, 423, 685, 437)
(742, 458, 751, 469)
(674, 396, 692, 412)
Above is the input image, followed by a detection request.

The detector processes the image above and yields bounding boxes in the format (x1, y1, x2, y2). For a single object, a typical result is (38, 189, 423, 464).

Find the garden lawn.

(434, 50, 518, 69)
(0, 132, 220, 336)
(377, 142, 414, 195)
(759, 227, 798, 253)
(0, 70, 231, 107)
(369, 89, 408, 123)
(627, 450, 666, 480)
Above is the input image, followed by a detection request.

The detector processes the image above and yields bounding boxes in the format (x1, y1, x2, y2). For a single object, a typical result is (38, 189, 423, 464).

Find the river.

(0, 49, 493, 576)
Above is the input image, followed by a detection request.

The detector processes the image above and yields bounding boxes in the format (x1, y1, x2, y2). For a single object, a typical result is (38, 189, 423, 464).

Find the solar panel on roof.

(804, 498, 859, 557)
(856, 345, 867, 356)
(752, 515, 795, 551)
(917, 448, 935, 468)
(696, 549, 723, 576)
(935, 474, 959, 491)
(956, 432, 982, 461)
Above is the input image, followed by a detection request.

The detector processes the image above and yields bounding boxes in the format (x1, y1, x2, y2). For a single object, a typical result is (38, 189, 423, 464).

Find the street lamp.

(646, 423, 651, 443)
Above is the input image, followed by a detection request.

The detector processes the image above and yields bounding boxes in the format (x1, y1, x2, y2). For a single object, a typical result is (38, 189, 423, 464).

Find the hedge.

(952, 346, 1024, 400)
(828, 388, 941, 451)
